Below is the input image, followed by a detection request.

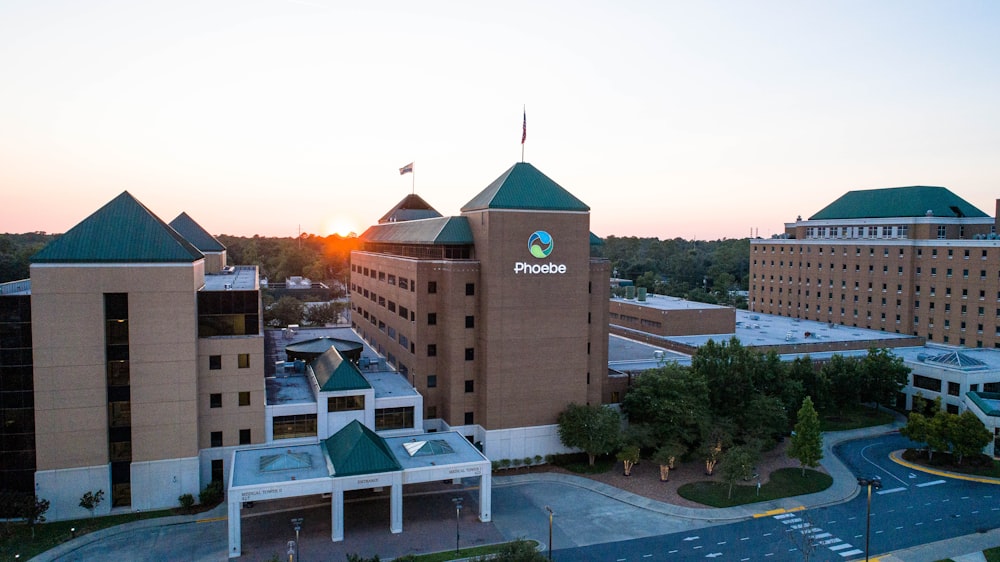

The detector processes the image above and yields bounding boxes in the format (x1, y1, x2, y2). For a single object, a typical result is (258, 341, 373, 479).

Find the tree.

(858, 347, 910, 411)
(620, 363, 709, 450)
(557, 403, 621, 466)
(305, 301, 344, 326)
(821, 354, 861, 410)
(926, 407, 953, 461)
(950, 411, 992, 464)
(900, 411, 931, 456)
(788, 396, 823, 476)
(698, 424, 732, 475)
(721, 444, 760, 499)
(265, 296, 305, 327)
(22, 495, 50, 538)
(79, 489, 105, 518)
(652, 441, 686, 482)
(617, 445, 641, 476)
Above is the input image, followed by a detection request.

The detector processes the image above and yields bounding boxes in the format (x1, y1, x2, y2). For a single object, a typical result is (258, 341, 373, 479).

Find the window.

(239, 429, 251, 445)
(427, 313, 437, 325)
(466, 283, 475, 296)
(427, 406, 438, 419)
(238, 354, 250, 369)
(464, 412, 474, 425)
(209, 355, 222, 370)
(427, 344, 437, 357)
(465, 315, 475, 328)
(427, 281, 437, 294)
(375, 407, 414, 430)
(239, 391, 250, 406)
(210, 393, 222, 408)
(273, 414, 317, 439)
(427, 375, 437, 388)
(211, 459, 224, 483)
(912, 375, 941, 392)
(328, 395, 365, 411)
(210, 431, 223, 447)
(465, 348, 475, 361)
(465, 380, 474, 393)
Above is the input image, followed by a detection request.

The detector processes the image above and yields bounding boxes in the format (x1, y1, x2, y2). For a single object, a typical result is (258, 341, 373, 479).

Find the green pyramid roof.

(360, 216, 473, 245)
(810, 186, 988, 220)
(169, 212, 226, 252)
(32, 192, 203, 264)
(311, 347, 371, 392)
(324, 420, 401, 477)
(378, 193, 443, 223)
(461, 162, 589, 212)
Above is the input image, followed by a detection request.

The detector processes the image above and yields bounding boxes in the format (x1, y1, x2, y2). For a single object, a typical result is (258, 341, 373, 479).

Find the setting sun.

(323, 217, 358, 238)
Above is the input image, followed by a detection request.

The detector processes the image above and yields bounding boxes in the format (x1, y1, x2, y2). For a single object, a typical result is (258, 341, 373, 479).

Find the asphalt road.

(555, 433, 1000, 561)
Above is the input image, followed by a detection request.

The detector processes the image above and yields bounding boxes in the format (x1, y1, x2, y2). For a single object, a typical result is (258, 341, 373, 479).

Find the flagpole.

(521, 105, 526, 163)
(412, 161, 415, 194)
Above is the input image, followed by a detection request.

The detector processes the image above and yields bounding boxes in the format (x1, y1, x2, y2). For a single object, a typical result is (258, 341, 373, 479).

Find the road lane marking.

(755, 506, 804, 518)
(683, 536, 700, 541)
(916, 480, 946, 488)
(740, 537, 750, 541)
(861, 443, 910, 486)
(840, 549, 864, 557)
(877, 487, 906, 495)
(830, 544, 854, 551)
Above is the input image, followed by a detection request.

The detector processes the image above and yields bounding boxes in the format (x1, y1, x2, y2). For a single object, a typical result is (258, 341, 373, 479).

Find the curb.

(889, 450, 1000, 485)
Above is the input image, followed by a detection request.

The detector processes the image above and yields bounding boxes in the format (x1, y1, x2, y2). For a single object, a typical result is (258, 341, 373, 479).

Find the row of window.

(755, 242, 993, 257)
(803, 225, 910, 239)
(210, 429, 252, 447)
(209, 391, 251, 408)
(208, 353, 251, 370)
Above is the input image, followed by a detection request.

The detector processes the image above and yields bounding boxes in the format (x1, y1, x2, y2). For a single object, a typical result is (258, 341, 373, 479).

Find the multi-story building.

(350, 162, 611, 459)
(750, 186, 1000, 348)
(0, 191, 266, 520)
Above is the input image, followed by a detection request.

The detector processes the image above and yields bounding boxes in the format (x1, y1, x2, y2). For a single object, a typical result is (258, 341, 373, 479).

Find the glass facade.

(105, 293, 131, 507)
(197, 290, 260, 337)
(0, 295, 35, 494)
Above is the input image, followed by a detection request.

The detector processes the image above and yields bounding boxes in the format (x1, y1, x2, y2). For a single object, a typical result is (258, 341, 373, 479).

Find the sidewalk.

(31, 416, 1000, 561)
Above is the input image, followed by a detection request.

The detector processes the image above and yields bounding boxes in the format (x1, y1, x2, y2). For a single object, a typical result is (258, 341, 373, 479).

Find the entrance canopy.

(227, 422, 491, 557)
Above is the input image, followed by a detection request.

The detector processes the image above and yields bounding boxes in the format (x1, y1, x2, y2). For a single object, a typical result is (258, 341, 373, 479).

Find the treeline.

(217, 233, 358, 287)
(0, 233, 58, 283)
(596, 236, 750, 306)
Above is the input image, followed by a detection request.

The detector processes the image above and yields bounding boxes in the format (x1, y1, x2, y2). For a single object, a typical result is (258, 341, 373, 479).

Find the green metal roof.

(379, 193, 443, 224)
(324, 420, 402, 477)
(967, 391, 1000, 417)
(169, 212, 226, 252)
(809, 186, 988, 220)
(311, 347, 371, 392)
(360, 216, 473, 245)
(32, 192, 204, 264)
(461, 162, 590, 212)
(590, 232, 603, 246)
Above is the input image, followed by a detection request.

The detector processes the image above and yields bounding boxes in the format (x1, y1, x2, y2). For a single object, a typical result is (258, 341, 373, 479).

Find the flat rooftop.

(384, 431, 488, 470)
(267, 326, 418, 405)
(231, 443, 330, 488)
(203, 265, 258, 291)
(668, 309, 919, 348)
(610, 293, 729, 311)
(608, 334, 690, 371)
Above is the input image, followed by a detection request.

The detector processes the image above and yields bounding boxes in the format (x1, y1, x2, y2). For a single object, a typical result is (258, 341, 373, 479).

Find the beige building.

(0, 192, 265, 520)
(750, 186, 1000, 348)
(350, 163, 610, 459)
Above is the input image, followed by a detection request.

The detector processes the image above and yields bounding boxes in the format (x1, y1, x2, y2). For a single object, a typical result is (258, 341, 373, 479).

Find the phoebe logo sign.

(528, 231, 554, 258)
(515, 231, 566, 274)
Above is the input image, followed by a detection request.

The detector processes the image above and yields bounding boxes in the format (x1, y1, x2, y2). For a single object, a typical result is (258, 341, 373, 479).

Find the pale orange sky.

(2, 1, 999, 240)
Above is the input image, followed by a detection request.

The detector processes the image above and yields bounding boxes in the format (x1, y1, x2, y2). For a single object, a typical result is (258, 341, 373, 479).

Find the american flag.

(521, 110, 526, 144)
(399, 162, 413, 175)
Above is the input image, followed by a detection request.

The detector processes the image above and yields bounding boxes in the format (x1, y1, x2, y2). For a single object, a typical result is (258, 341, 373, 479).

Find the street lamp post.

(545, 506, 554, 560)
(452, 498, 463, 554)
(291, 517, 303, 562)
(857, 477, 882, 562)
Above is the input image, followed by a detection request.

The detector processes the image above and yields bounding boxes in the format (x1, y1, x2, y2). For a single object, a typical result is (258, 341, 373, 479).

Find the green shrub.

(500, 459, 511, 469)
(199, 480, 224, 506)
(178, 493, 195, 509)
(523, 457, 534, 466)
(534, 455, 543, 465)
(512, 458, 523, 467)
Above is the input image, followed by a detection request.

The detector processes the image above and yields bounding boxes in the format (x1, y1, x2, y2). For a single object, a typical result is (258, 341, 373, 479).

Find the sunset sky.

(2, 1, 999, 240)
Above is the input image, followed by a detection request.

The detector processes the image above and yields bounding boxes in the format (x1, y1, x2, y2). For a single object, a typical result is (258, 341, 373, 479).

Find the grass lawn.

(1, 508, 177, 560)
(901, 449, 1000, 478)
(677, 468, 833, 508)
(819, 406, 896, 432)
(984, 545, 1000, 562)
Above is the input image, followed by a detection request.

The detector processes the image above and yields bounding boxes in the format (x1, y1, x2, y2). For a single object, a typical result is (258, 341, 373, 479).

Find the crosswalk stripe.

(877, 487, 906, 495)
(917, 480, 946, 488)
(829, 543, 854, 551)
(840, 549, 864, 557)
